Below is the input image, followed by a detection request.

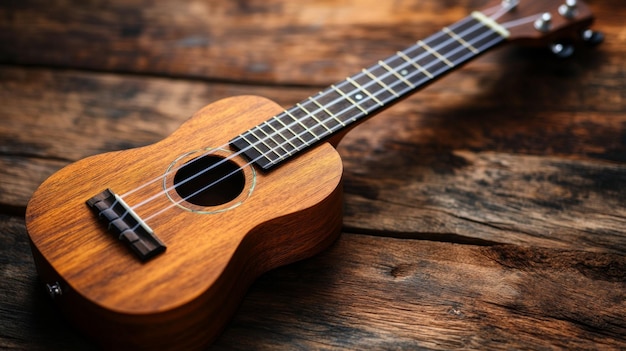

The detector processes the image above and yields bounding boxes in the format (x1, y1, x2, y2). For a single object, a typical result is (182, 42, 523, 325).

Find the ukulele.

(25, 0, 601, 349)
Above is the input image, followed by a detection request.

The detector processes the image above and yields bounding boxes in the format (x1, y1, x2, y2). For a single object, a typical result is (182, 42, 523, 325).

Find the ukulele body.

(25, 95, 344, 350)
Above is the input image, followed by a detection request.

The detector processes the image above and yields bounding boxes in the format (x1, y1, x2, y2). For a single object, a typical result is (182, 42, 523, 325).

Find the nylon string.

(132, 11, 508, 225)
(119, 3, 520, 226)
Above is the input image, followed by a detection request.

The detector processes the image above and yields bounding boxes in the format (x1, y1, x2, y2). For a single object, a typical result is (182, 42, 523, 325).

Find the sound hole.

(173, 155, 245, 207)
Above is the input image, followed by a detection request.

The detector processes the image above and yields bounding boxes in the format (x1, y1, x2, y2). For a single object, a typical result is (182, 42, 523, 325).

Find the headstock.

(479, 0, 602, 57)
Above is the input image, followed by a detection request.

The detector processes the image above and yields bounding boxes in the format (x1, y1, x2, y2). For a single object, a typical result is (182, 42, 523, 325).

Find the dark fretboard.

(231, 11, 509, 171)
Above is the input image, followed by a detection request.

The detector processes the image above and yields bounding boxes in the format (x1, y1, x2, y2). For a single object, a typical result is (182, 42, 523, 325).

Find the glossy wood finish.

(25, 96, 343, 349)
(1, 0, 625, 350)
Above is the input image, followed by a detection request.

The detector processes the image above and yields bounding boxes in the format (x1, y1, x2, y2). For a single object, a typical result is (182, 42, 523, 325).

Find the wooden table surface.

(1, 0, 625, 350)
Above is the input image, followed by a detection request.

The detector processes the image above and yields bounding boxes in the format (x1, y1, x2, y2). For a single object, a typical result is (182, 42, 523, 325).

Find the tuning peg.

(558, 0, 577, 19)
(550, 42, 575, 58)
(534, 13, 552, 33)
(582, 29, 604, 46)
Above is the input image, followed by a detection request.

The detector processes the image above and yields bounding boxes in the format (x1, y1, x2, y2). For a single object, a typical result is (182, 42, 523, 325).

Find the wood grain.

(0, 0, 483, 85)
(3, 53, 625, 252)
(1, 0, 621, 85)
(343, 151, 626, 253)
(1, 0, 625, 349)
(211, 233, 626, 350)
(2, 216, 624, 350)
(0, 67, 314, 208)
(25, 96, 343, 350)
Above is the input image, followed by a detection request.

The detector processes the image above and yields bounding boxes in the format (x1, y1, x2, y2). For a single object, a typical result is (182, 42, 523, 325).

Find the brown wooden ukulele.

(25, 0, 601, 349)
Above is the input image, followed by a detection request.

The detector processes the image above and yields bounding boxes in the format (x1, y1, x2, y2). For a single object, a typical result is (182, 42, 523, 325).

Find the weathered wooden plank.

(343, 150, 626, 253)
(1, 0, 625, 350)
(212, 233, 626, 350)
(0, 156, 66, 215)
(1, 0, 623, 85)
(2, 61, 626, 253)
(0, 66, 314, 162)
(7, 150, 626, 254)
(0, 215, 93, 350)
(0, 0, 483, 85)
(0, 67, 313, 209)
(2, 215, 624, 350)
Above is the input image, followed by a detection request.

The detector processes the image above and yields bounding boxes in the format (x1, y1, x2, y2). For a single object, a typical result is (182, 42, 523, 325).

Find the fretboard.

(231, 12, 509, 171)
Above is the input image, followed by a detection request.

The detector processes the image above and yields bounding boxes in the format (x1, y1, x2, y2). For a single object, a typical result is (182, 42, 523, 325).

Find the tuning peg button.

(582, 29, 604, 46)
(550, 43, 575, 58)
(559, 0, 577, 19)
(534, 13, 552, 33)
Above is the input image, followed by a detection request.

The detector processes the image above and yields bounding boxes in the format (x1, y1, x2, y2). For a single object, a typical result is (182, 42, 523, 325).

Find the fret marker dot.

(355, 94, 363, 100)
(401, 69, 408, 76)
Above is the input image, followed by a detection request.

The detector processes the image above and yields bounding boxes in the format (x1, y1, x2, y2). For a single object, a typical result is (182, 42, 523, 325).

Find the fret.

(396, 50, 434, 79)
(297, 102, 333, 134)
(384, 54, 427, 85)
(307, 96, 347, 128)
(346, 77, 384, 106)
(417, 40, 454, 67)
(249, 128, 283, 161)
(424, 35, 472, 69)
(301, 105, 333, 140)
(402, 44, 450, 83)
(447, 18, 504, 65)
(378, 60, 415, 89)
(231, 12, 508, 170)
(312, 87, 371, 125)
(442, 26, 479, 54)
(349, 73, 396, 106)
(458, 20, 504, 54)
(367, 61, 415, 97)
(270, 114, 308, 150)
(368, 63, 414, 96)
(361, 68, 400, 98)
(261, 120, 296, 156)
(238, 132, 274, 166)
(331, 84, 368, 116)
(284, 108, 321, 142)
(254, 123, 290, 158)
(241, 130, 267, 157)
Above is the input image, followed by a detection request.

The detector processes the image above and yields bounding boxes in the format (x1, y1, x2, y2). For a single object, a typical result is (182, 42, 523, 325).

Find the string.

(261, 21, 497, 168)
(141, 34, 508, 224)
(127, 18, 480, 211)
(134, 17, 509, 224)
(122, 3, 519, 225)
(480, 2, 513, 17)
(500, 14, 542, 29)
(132, 9, 512, 224)
(122, 0, 519, 206)
(490, 0, 519, 21)
(119, 15, 478, 202)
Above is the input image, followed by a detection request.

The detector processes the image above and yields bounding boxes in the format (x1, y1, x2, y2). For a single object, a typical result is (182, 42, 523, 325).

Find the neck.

(231, 11, 510, 171)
